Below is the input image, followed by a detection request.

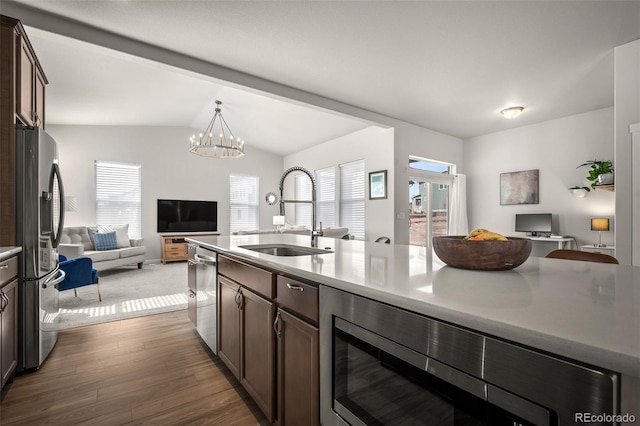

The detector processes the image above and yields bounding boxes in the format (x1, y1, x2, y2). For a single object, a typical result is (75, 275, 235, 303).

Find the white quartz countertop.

(0, 246, 21, 262)
(187, 234, 640, 378)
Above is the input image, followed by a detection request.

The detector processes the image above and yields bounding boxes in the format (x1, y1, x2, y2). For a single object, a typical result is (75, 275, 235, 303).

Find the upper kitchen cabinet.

(0, 15, 49, 247)
(14, 18, 48, 128)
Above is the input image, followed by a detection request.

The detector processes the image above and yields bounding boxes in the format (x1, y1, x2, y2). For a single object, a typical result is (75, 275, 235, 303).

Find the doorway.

(409, 179, 451, 246)
(408, 157, 454, 247)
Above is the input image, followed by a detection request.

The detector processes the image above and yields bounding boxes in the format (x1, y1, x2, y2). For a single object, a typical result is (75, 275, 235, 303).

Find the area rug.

(56, 262, 188, 330)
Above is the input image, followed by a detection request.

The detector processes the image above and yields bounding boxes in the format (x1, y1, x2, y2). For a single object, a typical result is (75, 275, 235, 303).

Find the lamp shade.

(591, 218, 609, 231)
(273, 215, 285, 226)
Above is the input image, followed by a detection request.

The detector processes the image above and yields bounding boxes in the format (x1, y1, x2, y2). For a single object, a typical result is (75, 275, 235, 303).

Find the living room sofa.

(59, 225, 146, 271)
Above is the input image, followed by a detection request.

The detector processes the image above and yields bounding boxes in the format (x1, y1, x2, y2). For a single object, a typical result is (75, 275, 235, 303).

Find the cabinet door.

(1, 279, 18, 387)
(276, 308, 319, 426)
(35, 69, 45, 128)
(241, 288, 275, 422)
(18, 38, 35, 126)
(217, 277, 241, 379)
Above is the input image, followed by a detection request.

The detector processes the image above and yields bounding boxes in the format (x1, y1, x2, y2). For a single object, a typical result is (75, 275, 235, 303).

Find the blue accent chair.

(58, 254, 101, 301)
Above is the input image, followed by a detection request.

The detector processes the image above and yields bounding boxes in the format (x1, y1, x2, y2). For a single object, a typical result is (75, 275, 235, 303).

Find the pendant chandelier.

(189, 100, 245, 158)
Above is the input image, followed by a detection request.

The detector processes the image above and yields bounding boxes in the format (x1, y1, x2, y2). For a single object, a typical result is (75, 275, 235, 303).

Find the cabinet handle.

(286, 282, 304, 292)
(0, 292, 7, 312)
(0, 264, 8, 270)
(273, 311, 281, 337)
(234, 287, 243, 310)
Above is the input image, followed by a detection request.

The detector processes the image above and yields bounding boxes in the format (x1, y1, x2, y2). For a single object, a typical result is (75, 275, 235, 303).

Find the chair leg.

(74, 288, 77, 297)
(97, 279, 102, 302)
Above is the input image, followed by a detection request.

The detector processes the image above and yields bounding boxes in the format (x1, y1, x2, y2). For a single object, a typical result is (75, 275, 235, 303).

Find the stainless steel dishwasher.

(187, 244, 217, 354)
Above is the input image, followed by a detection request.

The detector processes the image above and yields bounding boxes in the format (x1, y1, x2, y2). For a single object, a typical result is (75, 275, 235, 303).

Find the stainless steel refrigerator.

(15, 125, 66, 371)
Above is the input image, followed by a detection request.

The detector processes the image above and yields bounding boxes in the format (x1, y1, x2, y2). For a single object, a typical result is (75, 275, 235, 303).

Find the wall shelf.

(595, 184, 614, 192)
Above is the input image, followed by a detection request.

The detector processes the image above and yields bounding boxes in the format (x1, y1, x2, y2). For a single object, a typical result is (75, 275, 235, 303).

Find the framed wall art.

(500, 169, 539, 205)
(369, 170, 387, 200)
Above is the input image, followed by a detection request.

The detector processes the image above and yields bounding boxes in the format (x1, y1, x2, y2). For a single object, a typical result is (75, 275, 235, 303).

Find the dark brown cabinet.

(1, 256, 19, 390)
(275, 308, 319, 426)
(217, 276, 241, 379)
(217, 256, 276, 422)
(217, 255, 320, 425)
(274, 275, 319, 425)
(240, 287, 275, 420)
(17, 29, 46, 128)
(1, 15, 48, 247)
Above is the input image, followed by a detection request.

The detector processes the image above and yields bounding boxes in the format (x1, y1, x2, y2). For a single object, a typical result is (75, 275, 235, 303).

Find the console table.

(160, 233, 218, 263)
(525, 236, 576, 250)
(580, 245, 616, 257)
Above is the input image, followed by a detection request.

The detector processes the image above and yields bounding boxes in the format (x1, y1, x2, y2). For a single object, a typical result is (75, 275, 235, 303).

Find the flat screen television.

(515, 213, 552, 236)
(157, 199, 217, 233)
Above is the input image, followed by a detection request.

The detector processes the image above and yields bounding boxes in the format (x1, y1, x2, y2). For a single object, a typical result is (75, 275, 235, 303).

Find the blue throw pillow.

(93, 231, 118, 251)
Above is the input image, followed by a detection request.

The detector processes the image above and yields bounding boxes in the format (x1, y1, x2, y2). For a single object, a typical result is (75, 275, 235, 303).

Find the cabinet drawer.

(276, 275, 318, 323)
(0, 256, 18, 285)
(165, 244, 186, 253)
(218, 255, 274, 299)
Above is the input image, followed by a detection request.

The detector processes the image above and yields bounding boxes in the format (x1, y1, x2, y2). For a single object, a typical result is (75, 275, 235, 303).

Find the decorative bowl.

(432, 236, 532, 271)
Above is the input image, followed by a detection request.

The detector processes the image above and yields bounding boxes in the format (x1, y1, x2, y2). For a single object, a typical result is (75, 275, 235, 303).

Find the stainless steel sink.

(239, 244, 333, 256)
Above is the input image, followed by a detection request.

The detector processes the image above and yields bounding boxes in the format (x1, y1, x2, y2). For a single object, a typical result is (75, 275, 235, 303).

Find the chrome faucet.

(279, 166, 323, 247)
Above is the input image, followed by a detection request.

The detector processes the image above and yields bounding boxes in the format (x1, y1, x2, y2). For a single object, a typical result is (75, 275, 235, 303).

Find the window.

(230, 174, 259, 233)
(409, 157, 452, 174)
(316, 166, 336, 228)
(340, 160, 365, 240)
(95, 161, 142, 238)
(294, 173, 312, 228)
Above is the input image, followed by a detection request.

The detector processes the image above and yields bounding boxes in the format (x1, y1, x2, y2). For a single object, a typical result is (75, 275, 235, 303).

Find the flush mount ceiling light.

(189, 100, 245, 159)
(500, 106, 524, 119)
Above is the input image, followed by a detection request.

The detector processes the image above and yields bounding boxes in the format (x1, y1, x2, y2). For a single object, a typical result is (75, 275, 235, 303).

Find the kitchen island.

(188, 233, 639, 423)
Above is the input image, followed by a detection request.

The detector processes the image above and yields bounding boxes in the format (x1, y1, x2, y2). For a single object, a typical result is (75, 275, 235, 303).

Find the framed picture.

(369, 170, 387, 200)
(500, 169, 539, 205)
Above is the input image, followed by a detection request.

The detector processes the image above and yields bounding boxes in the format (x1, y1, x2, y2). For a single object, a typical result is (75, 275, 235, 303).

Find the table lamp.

(590, 218, 609, 247)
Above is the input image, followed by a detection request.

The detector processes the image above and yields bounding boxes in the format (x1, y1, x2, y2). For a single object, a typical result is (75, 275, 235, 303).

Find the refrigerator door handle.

(42, 268, 65, 289)
(50, 163, 65, 248)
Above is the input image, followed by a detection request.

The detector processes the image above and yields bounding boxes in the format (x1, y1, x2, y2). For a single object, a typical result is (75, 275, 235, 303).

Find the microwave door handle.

(50, 163, 65, 248)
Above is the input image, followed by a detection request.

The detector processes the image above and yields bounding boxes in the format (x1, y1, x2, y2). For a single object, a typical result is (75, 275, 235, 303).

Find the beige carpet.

(56, 261, 188, 330)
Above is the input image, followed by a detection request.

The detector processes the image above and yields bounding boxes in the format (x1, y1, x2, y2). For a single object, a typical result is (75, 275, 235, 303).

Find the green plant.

(577, 159, 614, 188)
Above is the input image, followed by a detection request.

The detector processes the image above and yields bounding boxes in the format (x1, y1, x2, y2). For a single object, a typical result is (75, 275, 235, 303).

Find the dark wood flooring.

(0, 310, 269, 425)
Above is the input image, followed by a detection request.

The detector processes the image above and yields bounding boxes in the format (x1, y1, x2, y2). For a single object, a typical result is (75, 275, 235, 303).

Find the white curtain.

(449, 174, 469, 235)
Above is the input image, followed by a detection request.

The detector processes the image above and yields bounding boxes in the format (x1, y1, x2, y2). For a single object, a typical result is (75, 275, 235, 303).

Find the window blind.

(340, 160, 365, 240)
(294, 173, 312, 228)
(95, 161, 142, 238)
(230, 174, 259, 233)
(316, 166, 335, 228)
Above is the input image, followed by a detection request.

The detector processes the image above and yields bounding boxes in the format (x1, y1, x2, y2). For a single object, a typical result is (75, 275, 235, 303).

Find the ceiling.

(4, 1, 640, 156)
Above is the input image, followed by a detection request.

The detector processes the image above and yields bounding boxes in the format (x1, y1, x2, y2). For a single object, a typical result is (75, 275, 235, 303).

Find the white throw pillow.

(97, 224, 131, 248)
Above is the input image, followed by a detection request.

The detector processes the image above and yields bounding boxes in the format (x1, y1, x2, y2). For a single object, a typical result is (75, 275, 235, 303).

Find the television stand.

(160, 233, 218, 263)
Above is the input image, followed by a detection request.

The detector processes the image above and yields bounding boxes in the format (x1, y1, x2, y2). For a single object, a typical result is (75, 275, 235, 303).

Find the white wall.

(614, 39, 640, 265)
(283, 126, 394, 242)
(49, 125, 283, 261)
(464, 108, 615, 257)
(393, 122, 464, 245)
